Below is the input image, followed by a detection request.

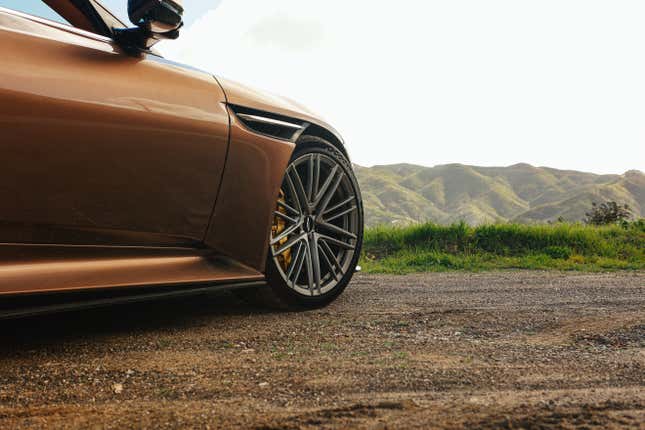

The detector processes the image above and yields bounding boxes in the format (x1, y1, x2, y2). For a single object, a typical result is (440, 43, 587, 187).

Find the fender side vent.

(229, 104, 308, 142)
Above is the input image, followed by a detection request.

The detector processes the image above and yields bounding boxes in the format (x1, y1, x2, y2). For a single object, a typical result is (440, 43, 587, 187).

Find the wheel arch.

(300, 123, 349, 160)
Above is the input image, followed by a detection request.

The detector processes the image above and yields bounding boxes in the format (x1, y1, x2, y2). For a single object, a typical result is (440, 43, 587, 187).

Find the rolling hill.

(354, 163, 645, 226)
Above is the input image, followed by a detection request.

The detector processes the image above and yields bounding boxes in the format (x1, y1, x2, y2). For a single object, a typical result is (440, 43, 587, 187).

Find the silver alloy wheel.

(270, 153, 360, 296)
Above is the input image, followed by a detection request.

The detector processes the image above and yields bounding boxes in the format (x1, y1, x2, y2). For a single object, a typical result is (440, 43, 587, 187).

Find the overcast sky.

(134, 1, 643, 174)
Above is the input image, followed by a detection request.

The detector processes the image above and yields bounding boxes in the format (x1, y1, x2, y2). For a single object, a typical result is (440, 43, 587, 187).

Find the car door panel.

(0, 9, 229, 246)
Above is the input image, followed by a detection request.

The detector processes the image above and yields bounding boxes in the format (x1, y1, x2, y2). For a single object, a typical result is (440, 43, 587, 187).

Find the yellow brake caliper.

(272, 190, 293, 271)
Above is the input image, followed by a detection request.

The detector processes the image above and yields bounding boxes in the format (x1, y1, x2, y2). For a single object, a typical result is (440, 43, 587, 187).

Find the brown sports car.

(0, 0, 363, 315)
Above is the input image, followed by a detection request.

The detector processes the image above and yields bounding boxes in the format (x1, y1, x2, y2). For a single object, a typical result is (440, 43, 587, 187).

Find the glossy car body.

(0, 1, 350, 300)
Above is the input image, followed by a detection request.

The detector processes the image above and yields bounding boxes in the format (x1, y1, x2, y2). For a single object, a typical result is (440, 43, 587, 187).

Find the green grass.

(360, 221, 645, 273)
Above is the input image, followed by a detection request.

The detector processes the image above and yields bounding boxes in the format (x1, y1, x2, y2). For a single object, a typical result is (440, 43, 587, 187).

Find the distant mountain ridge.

(354, 163, 645, 226)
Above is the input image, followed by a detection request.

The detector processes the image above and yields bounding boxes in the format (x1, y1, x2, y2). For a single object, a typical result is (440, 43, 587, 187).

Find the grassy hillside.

(360, 221, 645, 273)
(354, 163, 645, 226)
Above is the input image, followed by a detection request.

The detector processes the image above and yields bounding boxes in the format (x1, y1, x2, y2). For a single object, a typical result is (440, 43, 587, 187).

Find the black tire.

(236, 136, 364, 310)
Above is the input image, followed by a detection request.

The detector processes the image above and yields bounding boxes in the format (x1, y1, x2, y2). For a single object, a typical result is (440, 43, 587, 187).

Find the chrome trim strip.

(237, 113, 304, 130)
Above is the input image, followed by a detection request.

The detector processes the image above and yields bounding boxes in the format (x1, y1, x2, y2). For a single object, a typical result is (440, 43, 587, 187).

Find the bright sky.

(5, 1, 644, 174)
(160, 0, 645, 174)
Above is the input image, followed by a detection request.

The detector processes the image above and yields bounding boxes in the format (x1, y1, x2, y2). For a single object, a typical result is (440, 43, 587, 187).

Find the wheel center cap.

(303, 215, 315, 233)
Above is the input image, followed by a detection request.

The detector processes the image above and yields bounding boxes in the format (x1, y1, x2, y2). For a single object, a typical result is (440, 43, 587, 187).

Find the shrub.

(584, 201, 633, 225)
(544, 246, 572, 260)
(568, 254, 585, 264)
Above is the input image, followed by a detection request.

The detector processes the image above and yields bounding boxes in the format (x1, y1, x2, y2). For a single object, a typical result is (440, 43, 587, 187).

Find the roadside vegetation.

(360, 219, 645, 274)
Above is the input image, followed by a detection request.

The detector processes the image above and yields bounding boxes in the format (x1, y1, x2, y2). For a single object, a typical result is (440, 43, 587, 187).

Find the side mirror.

(114, 0, 184, 51)
(129, 0, 183, 34)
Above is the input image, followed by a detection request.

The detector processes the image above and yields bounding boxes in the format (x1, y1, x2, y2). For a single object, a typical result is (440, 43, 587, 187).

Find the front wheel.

(247, 136, 364, 309)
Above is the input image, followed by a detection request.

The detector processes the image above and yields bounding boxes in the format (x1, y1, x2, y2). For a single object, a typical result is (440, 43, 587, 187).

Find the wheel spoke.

(317, 221, 357, 240)
(316, 170, 344, 215)
(285, 170, 303, 214)
(325, 205, 357, 223)
(322, 195, 355, 217)
(272, 233, 307, 256)
(303, 242, 315, 295)
(313, 154, 320, 200)
(306, 155, 314, 201)
(320, 239, 344, 275)
(318, 233, 355, 250)
(277, 200, 299, 217)
(290, 165, 310, 212)
(274, 210, 298, 225)
(318, 240, 341, 281)
(270, 222, 302, 246)
(287, 242, 305, 284)
(309, 233, 322, 295)
(313, 165, 339, 207)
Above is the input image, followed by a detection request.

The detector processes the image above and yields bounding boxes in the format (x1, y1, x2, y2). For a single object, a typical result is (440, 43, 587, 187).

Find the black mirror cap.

(128, 0, 184, 34)
(115, 0, 183, 52)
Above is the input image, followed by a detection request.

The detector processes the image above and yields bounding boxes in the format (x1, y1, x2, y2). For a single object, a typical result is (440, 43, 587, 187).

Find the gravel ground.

(0, 271, 643, 429)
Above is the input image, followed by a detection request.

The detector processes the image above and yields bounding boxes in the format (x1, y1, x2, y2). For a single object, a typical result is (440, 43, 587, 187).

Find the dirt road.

(0, 271, 643, 429)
